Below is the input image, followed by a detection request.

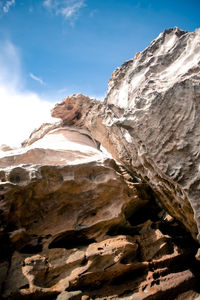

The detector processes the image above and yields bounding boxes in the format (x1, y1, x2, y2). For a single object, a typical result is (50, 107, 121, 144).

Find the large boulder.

(53, 28, 200, 242)
(103, 27, 200, 241)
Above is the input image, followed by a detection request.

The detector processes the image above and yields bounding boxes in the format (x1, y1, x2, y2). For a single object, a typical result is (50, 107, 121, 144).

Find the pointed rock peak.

(105, 27, 200, 108)
(163, 26, 187, 36)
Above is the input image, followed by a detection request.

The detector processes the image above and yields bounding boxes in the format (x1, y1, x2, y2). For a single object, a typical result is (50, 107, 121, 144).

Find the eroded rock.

(52, 28, 200, 243)
(102, 28, 200, 241)
(1, 27, 200, 300)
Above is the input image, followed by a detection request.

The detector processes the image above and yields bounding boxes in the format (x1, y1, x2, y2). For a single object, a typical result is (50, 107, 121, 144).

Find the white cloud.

(59, 0, 85, 19)
(43, 0, 85, 23)
(0, 0, 15, 14)
(0, 40, 56, 147)
(29, 72, 46, 85)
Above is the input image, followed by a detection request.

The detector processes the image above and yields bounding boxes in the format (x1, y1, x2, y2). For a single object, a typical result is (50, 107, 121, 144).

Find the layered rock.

(1, 139, 200, 300)
(52, 28, 200, 243)
(1, 27, 200, 300)
(1, 105, 200, 300)
(0, 122, 173, 299)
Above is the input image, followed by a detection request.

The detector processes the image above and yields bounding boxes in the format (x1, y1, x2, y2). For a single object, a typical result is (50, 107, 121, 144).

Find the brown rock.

(1, 27, 200, 300)
(51, 94, 94, 126)
(81, 296, 90, 300)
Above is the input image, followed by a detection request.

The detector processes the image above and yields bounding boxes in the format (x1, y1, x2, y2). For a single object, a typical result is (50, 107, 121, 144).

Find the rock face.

(1, 27, 200, 300)
(1, 133, 200, 300)
(104, 27, 200, 241)
(52, 28, 200, 243)
(103, 27, 200, 241)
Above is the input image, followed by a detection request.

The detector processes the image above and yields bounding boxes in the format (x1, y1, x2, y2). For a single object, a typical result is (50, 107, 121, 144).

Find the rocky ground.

(1, 27, 200, 299)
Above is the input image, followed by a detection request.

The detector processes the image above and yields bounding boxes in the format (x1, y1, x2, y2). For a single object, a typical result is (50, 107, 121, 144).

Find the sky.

(0, 0, 200, 146)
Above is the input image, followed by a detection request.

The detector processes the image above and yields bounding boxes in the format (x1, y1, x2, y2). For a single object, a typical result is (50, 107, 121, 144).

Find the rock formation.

(52, 28, 200, 242)
(1, 27, 200, 299)
(103, 27, 200, 242)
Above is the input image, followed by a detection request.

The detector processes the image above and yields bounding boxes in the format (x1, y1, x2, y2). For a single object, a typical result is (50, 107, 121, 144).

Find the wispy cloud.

(0, 40, 56, 147)
(29, 72, 46, 85)
(43, 0, 85, 24)
(0, 0, 15, 14)
(89, 9, 98, 17)
(59, 0, 85, 19)
(43, 0, 52, 9)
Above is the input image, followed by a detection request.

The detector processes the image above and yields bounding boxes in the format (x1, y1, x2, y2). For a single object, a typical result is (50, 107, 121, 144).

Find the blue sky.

(0, 0, 200, 146)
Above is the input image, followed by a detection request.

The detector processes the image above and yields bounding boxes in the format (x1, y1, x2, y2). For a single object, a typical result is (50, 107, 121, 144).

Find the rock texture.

(103, 27, 200, 242)
(1, 139, 200, 300)
(52, 28, 200, 243)
(1, 27, 200, 300)
(104, 27, 200, 241)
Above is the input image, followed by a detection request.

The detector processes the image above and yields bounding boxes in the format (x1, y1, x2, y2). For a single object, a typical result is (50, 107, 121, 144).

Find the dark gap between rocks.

(49, 230, 96, 250)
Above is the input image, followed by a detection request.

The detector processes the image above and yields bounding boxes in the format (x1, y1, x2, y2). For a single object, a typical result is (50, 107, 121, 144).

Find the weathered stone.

(0, 121, 152, 299)
(52, 28, 200, 243)
(51, 94, 94, 127)
(1, 27, 200, 300)
(102, 27, 200, 241)
(0, 126, 102, 167)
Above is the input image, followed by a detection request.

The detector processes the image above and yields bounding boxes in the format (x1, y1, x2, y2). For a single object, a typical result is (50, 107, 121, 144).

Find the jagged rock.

(104, 27, 200, 242)
(51, 94, 95, 127)
(1, 27, 200, 300)
(1, 116, 199, 300)
(52, 28, 200, 243)
(0, 122, 155, 299)
(103, 27, 200, 241)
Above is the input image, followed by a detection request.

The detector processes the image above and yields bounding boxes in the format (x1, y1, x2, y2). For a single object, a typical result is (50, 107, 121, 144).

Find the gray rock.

(103, 27, 200, 240)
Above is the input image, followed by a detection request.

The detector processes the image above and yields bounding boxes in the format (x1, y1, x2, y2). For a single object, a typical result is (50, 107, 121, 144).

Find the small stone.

(81, 296, 90, 300)
(56, 291, 82, 300)
(195, 248, 200, 261)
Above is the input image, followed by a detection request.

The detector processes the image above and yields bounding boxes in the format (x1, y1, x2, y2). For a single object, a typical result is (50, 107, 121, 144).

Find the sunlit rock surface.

(56, 28, 200, 243)
(103, 27, 200, 241)
(0, 126, 103, 167)
(1, 28, 200, 300)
